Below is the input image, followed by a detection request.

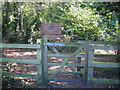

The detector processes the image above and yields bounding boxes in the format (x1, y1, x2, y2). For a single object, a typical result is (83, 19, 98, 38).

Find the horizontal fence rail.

(48, 79, 84, 82)
(1, 39, 120, 88)
(44, 42, 86, 47)
(48, 71, 84, 74)
(48, 63, 84, 67)
(78, 40, 119, 45)
(90, 45, 120, 50)
(94, 54, 119, 58)
(1, 43, 42, 87)
(0, 58, 41, 64)
(85, 40, 120, 87)
(48, 54, 119, 58)
(48, 54, 85, 57)
(43, 40, 120, 87)
(0, 44, 40, 49)
(2, 71, 38, 79)
(90, 62, 120, 68)
(89, 78, 120, 84)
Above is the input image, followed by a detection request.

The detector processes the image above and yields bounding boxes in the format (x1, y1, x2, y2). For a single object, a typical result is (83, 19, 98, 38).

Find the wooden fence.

(0, 39, 120, 87)
(86, 40, 120, 87)
(41, 39, 120, 87)
(0, 43, 42, 87)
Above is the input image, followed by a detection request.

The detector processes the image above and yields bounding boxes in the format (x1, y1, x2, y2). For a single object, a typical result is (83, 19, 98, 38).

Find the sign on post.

(40, 23, 61, 40)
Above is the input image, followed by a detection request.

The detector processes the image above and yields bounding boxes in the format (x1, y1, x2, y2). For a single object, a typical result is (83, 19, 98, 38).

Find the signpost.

(40, 23, 61, 40)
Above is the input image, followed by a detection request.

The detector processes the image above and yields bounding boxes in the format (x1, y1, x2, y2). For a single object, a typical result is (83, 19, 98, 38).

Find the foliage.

(2, 2, 119, 43)
(59, 3, 102, 41)
(90, 2, 120, 42)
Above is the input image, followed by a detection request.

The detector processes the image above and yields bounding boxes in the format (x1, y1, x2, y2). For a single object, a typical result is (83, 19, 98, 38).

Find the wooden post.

(36, 39, 42, 87)
(42, 38, 48, 86)
(83, 39, 89, 86)
(87, 48, 94, 87)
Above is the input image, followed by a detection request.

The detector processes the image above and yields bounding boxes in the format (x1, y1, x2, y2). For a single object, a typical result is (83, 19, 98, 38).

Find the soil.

(1, 48, 120, 88)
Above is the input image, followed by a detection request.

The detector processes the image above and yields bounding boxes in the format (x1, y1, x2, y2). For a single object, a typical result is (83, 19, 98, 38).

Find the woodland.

(1, 2, 120, 88)
(2, 2, 120, 43)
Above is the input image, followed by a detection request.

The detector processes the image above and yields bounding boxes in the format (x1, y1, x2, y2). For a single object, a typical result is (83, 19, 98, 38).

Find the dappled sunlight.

(23, 51, 36, 56)
(2, 49, 37, 59)
(94, 50, 117, 55)
(49, 66, 61, 71)
(26, 72, 37, 75)
(12, 52, 22, 56)
(2, 1, 120, 88)
(6, 49, 16, 52)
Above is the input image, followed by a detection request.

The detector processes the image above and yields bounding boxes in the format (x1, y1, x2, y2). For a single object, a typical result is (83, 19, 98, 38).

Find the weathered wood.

(48, 54, 119, 58)
(91, 45, 120, 50)
(67, 42, 85, 45)
(48, 47, 82, 78)
(2, 71, 38, 79)
(89, 78, 120, 84)
(41, 23, 61, 35)
(48, 71, 83, 74)
(50, 47, 60, 54)
(44, 43, 65, 46)
(49, 46, 84, 79)
(42, 35, 61, 40)
(42, 38, 48, 85)
(37, 64, 42, 86)
(65, 44, 85, 47)
(48, 54, 85, 57)
(49, 47, 80, 73)
(90, 41, 119, 45)
(48, 63, 84, 67)
(48, 79, 84, 82)
(2, 39, 119, 86)
(0, 44, 40, 49)
(37, 39, 42, 86)
(0, 58, 41, 64)
(90, 62, 120, 68)
(87, 49, 94, 87)
(44, 42, 85, 47)
(83, 39, 89, 82)
(49, 47, 67, 62)
(47, 43, 85, 79)
(94, 54, 119, 58)
(78, 40, 119, 45)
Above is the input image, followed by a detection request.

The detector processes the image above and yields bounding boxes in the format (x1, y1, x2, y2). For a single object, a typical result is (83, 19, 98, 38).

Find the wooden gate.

(1, 39, 119, 88)
(38, 38, 120, 87)
(38, 38, 89, 86)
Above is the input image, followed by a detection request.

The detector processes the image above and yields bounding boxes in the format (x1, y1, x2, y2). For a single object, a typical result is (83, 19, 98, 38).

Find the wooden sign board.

(41, 23, 61, 35)
(42, 35, 61, 40)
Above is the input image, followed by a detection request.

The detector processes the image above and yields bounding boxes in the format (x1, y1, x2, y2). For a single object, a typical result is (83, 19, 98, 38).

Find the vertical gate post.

(87, 48, 94, 87)
(42, 38, 48, 86)
(37, 39, 42, 87)
(83, 39, 89, 85)
(84, 39, 94, 87)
